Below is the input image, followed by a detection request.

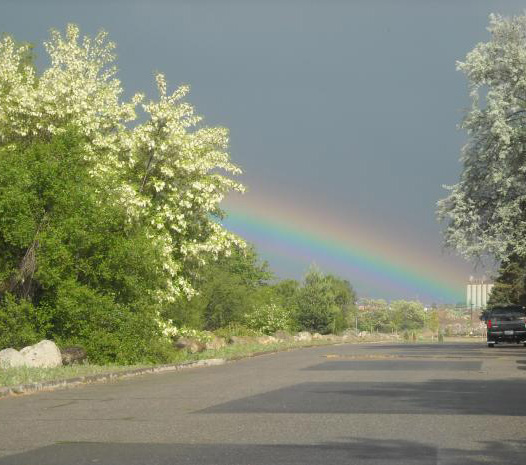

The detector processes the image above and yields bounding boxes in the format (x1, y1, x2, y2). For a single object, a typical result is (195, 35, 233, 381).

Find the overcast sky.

(3, 0, 526, 302)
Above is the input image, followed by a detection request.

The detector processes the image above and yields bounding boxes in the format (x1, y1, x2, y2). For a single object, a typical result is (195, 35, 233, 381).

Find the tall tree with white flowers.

(437, 14, 526, 264)
(0, 24, 245, 304)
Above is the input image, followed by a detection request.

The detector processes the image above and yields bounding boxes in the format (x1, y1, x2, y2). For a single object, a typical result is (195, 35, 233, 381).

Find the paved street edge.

(0, 337, 407, 399)
(0, 358, 226, 399)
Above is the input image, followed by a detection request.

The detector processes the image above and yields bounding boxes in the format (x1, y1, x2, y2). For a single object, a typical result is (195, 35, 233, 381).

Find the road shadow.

(0, 438, 523, 465)
(351, 343, 526, 359)
(304, 360, 482, 371)
(200, 378, 526, 415)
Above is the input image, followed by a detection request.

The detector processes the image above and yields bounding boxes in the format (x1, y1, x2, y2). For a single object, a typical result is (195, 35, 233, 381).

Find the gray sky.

(3, 0, 525, 302)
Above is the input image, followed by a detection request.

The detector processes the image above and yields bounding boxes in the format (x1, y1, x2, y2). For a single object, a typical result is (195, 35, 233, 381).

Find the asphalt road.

(1, 341, 526, 464)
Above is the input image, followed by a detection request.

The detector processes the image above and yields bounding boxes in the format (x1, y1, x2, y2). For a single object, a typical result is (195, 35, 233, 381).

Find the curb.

(0, 358, 225, 399)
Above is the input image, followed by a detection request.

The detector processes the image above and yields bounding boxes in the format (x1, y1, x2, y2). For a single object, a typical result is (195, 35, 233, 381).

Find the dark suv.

(485, 306, 526, 347)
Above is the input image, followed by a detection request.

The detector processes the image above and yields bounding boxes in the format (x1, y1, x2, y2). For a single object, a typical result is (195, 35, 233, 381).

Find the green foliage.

(325, 274, 357, 330)
(0, 130, 169, 363)
(488, 255, 526, 306)
(213, 323, 261, 339)
(0, 294, 49, 349)
(428, 310, 440, 334)
(356, 299, 426, 334)
(0, 26, 373, 366)
(47, 280, 166, 364)
(295, 266, 356, 334)
(171, 244, 273, 330)
(357, 299, 391, 332)
(391, 300, 426, 331)
(437, 14, 526, 262)
(244, 302, 293, 335)
(271, 279, 300, 313)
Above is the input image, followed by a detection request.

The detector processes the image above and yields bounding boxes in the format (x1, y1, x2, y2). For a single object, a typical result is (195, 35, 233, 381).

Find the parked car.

(484, 305, 526, 347)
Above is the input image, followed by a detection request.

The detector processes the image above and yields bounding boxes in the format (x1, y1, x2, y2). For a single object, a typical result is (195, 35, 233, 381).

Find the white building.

(466, 280, 494, 309)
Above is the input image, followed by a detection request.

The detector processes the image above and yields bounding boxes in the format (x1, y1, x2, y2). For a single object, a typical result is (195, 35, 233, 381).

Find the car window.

(489, 308, 526, 319)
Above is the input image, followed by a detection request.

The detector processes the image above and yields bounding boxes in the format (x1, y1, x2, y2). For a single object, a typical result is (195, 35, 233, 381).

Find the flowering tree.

(437, 14, 526, 263)
(0, 24, 244, 304)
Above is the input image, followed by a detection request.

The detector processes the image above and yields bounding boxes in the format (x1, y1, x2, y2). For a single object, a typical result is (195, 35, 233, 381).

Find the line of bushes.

(0, 27, 360, 365)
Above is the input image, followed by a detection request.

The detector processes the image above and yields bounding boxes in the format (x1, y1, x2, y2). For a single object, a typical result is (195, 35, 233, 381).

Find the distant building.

(466, 279, 494, 309)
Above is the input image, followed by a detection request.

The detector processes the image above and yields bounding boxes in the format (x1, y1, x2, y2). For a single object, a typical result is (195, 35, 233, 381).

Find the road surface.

(1, 341, 526, 464)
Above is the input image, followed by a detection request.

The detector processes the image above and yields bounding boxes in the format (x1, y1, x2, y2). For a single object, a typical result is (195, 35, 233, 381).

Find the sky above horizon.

(3, 0, 525, 303)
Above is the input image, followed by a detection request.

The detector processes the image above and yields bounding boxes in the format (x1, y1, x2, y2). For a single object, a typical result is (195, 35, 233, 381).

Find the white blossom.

(0, 25, 245, 302)
(438, 14, 526, 263)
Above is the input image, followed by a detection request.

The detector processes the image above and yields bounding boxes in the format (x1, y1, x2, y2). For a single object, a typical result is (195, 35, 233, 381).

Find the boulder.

(294, 331, 312, 342)
(341, 332, 358, 342)
(61, 346, 88, 366)
(256, 335, 278, 345)
(174, 337, 206, 354)
(273, 330, 292, 342)
(204, 336, 226, 351)
(320, 334, 342, 342)
(229, 336, 256, 345)
(20, 340, 62, 368)
(312, 333, 323, 340)
(0, 348, 26, 368)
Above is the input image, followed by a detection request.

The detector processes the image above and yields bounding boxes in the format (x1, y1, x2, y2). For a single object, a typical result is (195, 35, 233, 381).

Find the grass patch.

(0, 364, 152, 388)
(190, 339, 342, 361)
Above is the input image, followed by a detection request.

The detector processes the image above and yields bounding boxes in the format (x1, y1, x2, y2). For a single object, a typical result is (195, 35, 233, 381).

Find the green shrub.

(295, 268, 339, 334)
(244, 302, 292, 335)
(214, 323, 261, 339)
(0, 130, 173, 364)
(391, 300, 426, 331)
(47, 280, 166, 364)
(0, 294, 50, 349)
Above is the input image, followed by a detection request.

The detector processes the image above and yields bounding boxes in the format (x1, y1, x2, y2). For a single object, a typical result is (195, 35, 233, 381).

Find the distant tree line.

(354, 299, 438, 334)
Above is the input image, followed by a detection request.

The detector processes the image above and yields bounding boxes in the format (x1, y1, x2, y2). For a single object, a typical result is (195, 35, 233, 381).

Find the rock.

(256, 335, 278, 345)
(312, 333, 323, 340)
(0, 348, 26, 368)
(205, 336, 226, 351)
(61, 346, 87, 366)
(341, 332, 357, 342)
(20, 340, 62, 368)
(228, 336, 256, 345)
(294, 331, 312, 342)
(174, 337, 206, 354)
(273, 330, 292, 342)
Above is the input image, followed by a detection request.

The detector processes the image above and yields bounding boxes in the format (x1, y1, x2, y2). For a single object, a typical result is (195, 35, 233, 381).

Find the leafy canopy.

(438, 14, 526, 263)
(0, 24, 245, 303)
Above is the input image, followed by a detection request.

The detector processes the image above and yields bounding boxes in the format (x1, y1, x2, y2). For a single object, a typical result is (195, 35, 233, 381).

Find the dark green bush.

(295, 267, 356, 334)
(0, 130, 171, 363)
(0, 294, 50, 349)
(43, 280, 163, 364)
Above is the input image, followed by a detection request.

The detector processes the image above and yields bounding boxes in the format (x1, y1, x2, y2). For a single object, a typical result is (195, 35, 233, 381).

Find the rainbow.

(222, 200, 465, 303)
